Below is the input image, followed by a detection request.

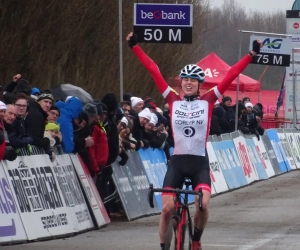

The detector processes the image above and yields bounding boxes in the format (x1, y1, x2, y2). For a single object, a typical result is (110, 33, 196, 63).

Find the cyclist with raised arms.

(126, 32, 261, 250)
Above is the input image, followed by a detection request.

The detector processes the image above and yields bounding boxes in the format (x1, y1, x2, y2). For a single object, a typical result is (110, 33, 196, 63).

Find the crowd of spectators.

(210, 96, 265, 138)
(0, 74, 265, 217)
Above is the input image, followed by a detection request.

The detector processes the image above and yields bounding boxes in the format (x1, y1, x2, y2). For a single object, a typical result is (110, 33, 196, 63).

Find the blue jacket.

(57, 97, 82, 153)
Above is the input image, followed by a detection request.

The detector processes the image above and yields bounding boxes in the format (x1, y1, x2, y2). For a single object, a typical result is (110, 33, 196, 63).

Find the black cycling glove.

(128, 33, 138, 49)
(252, 40, 261, 54)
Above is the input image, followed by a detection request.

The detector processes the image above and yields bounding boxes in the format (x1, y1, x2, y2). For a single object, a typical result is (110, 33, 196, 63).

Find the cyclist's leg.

(159, 155, 184, 246)
(188, 154, 211, 247)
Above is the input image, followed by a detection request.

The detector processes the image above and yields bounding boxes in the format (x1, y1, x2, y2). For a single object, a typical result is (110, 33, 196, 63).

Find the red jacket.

(87, 125, 109, 173)
(0, 124, 6, 161)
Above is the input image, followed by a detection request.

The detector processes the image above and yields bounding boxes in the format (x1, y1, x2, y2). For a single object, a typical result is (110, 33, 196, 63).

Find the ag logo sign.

(262, 38, 282, 50)
(249, 35, 292, 67)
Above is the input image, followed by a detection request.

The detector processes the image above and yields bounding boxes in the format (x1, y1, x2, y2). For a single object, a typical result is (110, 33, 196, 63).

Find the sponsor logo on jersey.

(175, 120, 204, 125)
(182, 126, 196, 137)
(180, 104, 188, 110)
(175, 109, 204, 119)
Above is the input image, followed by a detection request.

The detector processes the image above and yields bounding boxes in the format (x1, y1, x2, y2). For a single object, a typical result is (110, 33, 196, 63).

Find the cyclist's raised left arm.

(202, 40, 262, 102)
(217, 40, 262, 96)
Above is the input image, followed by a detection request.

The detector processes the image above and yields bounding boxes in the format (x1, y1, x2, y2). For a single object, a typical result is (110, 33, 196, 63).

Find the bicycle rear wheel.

(164, 217, 178, 250)
(180, 211, 193, 250)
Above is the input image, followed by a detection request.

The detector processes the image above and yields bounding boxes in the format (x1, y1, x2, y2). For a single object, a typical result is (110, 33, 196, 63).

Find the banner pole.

(119, 0, 124, 101)
(292, 48, 297, 127)
(235, 32, 242, 131)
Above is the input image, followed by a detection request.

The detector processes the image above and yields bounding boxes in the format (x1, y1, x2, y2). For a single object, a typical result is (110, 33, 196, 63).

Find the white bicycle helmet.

(180, 64, 205, 82)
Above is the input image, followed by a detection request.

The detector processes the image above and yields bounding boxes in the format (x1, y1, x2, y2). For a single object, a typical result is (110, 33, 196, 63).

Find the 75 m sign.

(249, 35, 292, 67)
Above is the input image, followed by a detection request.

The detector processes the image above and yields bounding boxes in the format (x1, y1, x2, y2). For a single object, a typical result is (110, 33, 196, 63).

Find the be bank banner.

(134, 3, 193, 27)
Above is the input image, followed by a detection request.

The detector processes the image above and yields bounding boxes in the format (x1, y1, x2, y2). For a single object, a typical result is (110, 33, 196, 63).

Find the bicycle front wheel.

(180, 211, 193, 250)
(164, 217, 178, 250)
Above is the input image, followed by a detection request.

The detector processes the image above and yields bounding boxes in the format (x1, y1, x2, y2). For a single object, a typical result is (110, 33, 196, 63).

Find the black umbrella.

(50, 84, 93, 104)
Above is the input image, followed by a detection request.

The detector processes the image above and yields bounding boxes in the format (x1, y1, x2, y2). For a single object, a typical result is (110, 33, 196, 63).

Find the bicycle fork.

(175, 193, 189, 250)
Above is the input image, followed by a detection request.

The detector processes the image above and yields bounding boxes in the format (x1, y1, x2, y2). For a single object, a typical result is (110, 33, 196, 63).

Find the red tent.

(169, 52, 260, 92)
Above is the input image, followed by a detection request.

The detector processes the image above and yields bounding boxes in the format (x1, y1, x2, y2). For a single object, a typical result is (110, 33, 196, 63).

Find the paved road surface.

(3, 171, 300, 250)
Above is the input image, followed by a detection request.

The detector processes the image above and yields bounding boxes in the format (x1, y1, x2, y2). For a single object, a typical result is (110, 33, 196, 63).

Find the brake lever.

(197, 187, 203, 211)
(148, 184, 154, 208)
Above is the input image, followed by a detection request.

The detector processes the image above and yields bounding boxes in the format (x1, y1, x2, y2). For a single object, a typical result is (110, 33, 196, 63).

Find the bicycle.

(148, 180, 203, 250)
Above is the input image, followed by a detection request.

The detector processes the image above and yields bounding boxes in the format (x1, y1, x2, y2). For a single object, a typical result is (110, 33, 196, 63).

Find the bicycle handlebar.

(148, 184, 203, 210)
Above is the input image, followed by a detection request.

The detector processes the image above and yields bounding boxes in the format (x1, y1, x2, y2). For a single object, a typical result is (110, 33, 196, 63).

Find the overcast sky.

(210, 0, 295, 13)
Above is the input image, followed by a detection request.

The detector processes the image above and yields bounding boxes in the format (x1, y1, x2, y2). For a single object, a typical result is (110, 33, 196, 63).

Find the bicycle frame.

(174, 190, 191, 250)
(148, 183, 203, 250)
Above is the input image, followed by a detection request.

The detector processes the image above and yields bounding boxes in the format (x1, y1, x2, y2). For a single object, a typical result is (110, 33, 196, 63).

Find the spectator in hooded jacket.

(219, 96, 236, 134)
(5, 94, 33, 149)
(25, 93, 53, 151)
(56, 96, 83, 153)
(210, 101, 223, 136)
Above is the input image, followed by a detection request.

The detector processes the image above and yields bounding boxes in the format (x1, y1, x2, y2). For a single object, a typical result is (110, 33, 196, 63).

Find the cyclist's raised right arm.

(127, 32, 180, 102)
(132, 45, 168, 95)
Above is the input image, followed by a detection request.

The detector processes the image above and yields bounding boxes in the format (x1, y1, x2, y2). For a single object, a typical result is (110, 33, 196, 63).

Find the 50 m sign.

(134, 26, 192, 43)
(133, 3, 193, 44)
